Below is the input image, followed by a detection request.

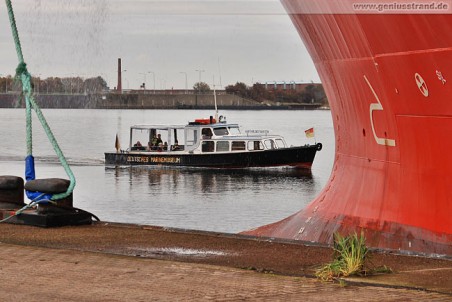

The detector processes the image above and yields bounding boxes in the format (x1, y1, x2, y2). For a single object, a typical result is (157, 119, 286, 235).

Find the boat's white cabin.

(127, 120, 288, 154)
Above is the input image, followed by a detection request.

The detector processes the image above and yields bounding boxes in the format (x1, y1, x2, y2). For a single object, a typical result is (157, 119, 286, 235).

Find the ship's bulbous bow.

(244, 0, 452, 255)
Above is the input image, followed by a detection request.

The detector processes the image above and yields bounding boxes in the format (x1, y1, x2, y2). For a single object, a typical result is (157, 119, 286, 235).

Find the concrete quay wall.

(0, 93, 265, 110)
(100, 93, 261, 109)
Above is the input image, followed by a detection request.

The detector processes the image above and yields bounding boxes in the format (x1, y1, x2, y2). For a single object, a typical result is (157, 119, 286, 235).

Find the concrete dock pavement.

(0, 222, 450, 301)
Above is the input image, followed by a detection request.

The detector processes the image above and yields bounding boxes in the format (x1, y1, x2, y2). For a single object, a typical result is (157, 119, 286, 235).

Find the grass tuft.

(315, 232, 370, 281)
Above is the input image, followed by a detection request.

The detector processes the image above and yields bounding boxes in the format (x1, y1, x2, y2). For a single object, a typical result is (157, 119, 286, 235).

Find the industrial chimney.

(117, 58, 122, 93)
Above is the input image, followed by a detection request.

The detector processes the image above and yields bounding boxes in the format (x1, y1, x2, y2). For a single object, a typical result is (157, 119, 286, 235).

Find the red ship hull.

(244, 1, 452, 255)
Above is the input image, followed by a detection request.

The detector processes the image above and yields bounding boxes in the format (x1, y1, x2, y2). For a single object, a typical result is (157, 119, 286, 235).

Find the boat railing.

(127, 145, 186, 153)
(131, 146, 146, 151)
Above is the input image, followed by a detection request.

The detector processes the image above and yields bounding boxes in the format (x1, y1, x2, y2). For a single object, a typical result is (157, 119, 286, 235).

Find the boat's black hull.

(105, 144, 321, 169)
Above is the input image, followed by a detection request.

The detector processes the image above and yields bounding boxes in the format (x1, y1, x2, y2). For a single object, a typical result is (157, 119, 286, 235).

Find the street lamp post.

(139, 71, 152, 93)
(160, 78, 167, 90)
(149, 71, 155, 94)
(180, 72, 188, 94)
(195, 69, 205, 83)
(123, 69, 129, 89)
(139, 72, 147, 91)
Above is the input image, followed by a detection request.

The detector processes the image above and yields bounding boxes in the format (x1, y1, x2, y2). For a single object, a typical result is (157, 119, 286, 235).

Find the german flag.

(305, 127, 315, 138)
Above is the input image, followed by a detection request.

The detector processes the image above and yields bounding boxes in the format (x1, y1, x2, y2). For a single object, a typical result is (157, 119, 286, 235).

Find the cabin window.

(248, 141, 263, 151)
(275, 139, 285, 148)
(216, 141, 230, 152)
(231, 141, 246, 151)
(186, 129, 198, 146)
(201, 128, 213, 139)
(131, 129, 151, 151)
(213, 127, 229, 136)
(202, 141, 215, 152)
(264, 139, 276, 149)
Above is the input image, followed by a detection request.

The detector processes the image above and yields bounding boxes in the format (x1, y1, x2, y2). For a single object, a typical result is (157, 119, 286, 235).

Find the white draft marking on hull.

(364, 75, 397, 147)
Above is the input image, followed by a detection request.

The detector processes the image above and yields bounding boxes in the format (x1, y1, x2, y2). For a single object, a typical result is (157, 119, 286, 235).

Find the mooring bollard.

(24, 178, 73, 213)
(0, 176, 25, 208)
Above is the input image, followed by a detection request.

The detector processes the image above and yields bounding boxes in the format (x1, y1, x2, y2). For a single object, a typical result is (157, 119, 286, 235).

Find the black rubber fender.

(316, 143, 323, 151)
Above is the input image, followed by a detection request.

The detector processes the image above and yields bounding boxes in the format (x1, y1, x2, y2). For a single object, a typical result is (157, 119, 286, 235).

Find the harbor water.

(0, 109, 334, 233)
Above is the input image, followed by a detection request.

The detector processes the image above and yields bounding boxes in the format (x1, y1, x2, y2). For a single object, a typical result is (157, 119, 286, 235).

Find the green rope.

(5, 0, 76, 200)
(0, 193, 50, 223)
(16, 63, 33, 155)
(5, 0, 24, 62)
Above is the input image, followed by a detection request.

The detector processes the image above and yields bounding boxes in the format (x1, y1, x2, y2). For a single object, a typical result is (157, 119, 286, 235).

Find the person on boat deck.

(132, 141, 146, 150)
(156, 134, 163, 145)
(133, 141, 144, 150)
(150, 134, 160, 150)
(202, 128, 213, 139)
(172, 140, 180, 151)
(163, 142, 168, 151)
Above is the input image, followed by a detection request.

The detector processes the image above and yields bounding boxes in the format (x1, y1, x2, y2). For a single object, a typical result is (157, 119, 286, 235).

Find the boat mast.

(213, 76, 218, 122)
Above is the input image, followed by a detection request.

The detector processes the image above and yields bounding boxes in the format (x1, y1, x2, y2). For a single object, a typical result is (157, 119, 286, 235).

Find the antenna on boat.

(217, 57, 223, 88)
(213, 75, 219, 123)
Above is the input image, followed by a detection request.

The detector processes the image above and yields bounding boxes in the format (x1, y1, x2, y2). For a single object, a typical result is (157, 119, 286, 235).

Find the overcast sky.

(0, 0, 320, 90)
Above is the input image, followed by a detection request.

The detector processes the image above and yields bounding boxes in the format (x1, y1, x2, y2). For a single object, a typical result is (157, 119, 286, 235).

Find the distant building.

(259, 81, 322, 93)
(126, 89, 226, 95)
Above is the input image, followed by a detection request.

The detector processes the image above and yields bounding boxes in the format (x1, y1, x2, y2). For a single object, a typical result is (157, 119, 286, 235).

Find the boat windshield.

(228, 127, 241, 135)
(275, 138, 286, 148)
(212, 126, 241, 136)
(213, 127, 228, 136)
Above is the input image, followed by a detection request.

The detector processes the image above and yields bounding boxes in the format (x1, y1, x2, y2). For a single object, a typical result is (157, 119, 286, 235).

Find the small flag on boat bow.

(115, 133, 120, 152)
(305, 127, 315, 138)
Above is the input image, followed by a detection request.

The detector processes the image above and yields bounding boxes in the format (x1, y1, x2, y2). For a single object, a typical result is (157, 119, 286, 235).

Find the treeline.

(225, 82, 327, 104)
(0, 76, 108, 94)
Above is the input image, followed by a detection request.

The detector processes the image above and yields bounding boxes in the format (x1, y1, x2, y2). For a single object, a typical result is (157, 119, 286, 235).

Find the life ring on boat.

(316, 143, 323, 151)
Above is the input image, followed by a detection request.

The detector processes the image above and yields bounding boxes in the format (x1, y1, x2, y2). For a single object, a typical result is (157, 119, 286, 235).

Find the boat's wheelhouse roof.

(185, 123, 239, 129)
(212, 134, 283, 140)
(130, 123, 240, 131)
(130, 124, 186, 131)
